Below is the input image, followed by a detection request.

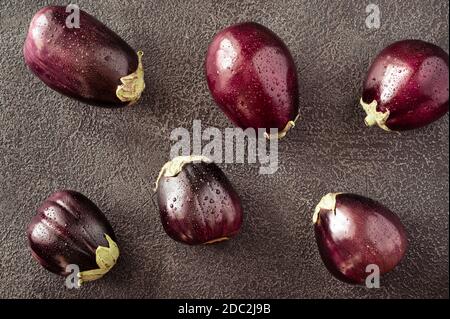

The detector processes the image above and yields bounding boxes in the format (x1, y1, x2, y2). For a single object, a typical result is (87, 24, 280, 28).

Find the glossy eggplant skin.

(27, 190, 117, 277)
(205, 22, 299, 138)
(361, 40, 449, 131)
(23, 6, 143, 107)
(313, 193, 407, 285)
(156, 157, 243, 245)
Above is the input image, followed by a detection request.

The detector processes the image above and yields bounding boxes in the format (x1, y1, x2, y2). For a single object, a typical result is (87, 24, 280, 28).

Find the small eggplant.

(205, 22, 299, 139)
(27, 190, 119, 284)
(23, 6, 145, 107)
(360, 40, 449, 131)
(155, 156, 243, 245)
(313, 193, 407, 285)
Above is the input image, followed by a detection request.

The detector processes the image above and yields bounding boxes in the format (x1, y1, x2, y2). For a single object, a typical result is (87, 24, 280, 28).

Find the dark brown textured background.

(0, 0, 448, 299)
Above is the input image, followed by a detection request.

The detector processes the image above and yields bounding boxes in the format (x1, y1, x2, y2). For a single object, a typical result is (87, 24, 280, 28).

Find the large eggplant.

(205, 22, 299, 139)
(23, 6, 145, 107)
(313, 193, 408, 285)
(360, 40, 448, 131)
(27, 190, 119, 285)
(155, 156, 243, 245)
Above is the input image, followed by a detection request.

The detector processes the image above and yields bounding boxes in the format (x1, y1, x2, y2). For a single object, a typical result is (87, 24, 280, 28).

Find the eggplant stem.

(116, 51, 145, 105)
(264, 113, 300, 140)
(154, 155, 213, 192)
(312, 193, 342, 224)
(359, 98, 391, 131)
(204, 237, 230, 244)
(78, 234, 120, 285)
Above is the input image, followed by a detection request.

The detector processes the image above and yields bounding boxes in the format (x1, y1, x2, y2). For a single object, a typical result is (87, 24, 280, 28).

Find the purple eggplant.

(23, 6, 145, 107)
(205, 22, 299, 139)
(27, 190, 119, 284)
(361, 40, 449, 131)
(313, 193, 408, 285)
(155, 156, 243, 245)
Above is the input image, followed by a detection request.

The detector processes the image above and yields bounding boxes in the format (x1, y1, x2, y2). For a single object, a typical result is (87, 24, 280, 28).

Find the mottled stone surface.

(0, 0, 448, 298)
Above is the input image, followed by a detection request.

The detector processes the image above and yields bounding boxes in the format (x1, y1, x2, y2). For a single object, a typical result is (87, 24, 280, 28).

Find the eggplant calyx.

(78, 234, 120, 285)
(154, 155, 213, 191)
(360, 98, 391, 131)
(116, 51, 145, 105)
(204, 237, 230, 244)
(312, 192, 342, 224)
(264, 114, 300, 140)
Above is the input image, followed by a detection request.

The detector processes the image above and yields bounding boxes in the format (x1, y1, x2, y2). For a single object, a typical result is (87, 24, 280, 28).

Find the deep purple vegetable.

(23, 6, 145, 107)
(361, 40, 449, 131)
(155, 156, 243, 245)
(313, 193, 407, 285)
(205, 22, 299, 139)
(27, 190, 119, 284)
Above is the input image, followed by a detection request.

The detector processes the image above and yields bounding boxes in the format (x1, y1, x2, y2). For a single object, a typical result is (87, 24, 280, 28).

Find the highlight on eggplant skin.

(23, 6, 145, 107)
(27, 190, 119, 285)
(155, 156, 243, 245)
(313, 193, 408, 285)
(205, 22, 299, 140)
(360, 39, 449, 131)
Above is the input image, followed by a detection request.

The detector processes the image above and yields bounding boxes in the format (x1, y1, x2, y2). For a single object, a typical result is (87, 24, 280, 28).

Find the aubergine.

(27, 190, 119, 285)
(360, 40, 448, 131)
(205, 22, 299, 139)
(155, 156, 243, 245)
(313, 193, 408, 285)
(23, 6, 145, 107)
